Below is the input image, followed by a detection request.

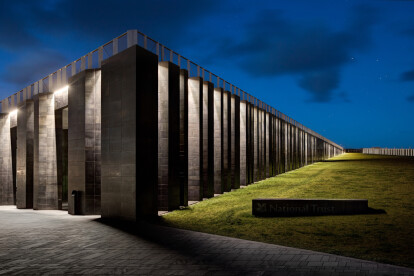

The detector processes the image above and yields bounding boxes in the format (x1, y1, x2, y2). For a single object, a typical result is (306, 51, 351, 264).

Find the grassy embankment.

(161, 153, 414, 268)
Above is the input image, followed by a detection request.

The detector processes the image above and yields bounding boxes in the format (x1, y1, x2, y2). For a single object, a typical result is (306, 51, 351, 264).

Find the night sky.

(0, 0, 413, 149)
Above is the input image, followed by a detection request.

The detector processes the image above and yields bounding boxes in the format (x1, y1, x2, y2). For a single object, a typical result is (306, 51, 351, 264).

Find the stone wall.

(33, 93, 58, 210)
(101, 45, 158, 220)
(0, 114, 13, 205)
(16, 101, 34, 208)
(68, 69, 101, 215)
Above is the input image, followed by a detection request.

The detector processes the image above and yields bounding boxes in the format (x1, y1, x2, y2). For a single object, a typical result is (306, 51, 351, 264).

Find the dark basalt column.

(158, 61, 181, 211)
(187, 77, 203, 201)
(101, 45, 158, 220)
(231, 94, 240, 189)
(179, 69, 188, 206)
(33, 93, 58, 210)
(239, 100, 248, 186)
(203, 81, 214, 198)
(68, 69, 101, 215)
(0, 113, 13, 205)
(16, 101, 34, 209)
(212, 88, 222, 194)
(221, 91, 229, 192)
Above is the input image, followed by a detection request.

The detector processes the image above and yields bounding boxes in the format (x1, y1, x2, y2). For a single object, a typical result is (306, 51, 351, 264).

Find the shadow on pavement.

(93, 217, 272, 273)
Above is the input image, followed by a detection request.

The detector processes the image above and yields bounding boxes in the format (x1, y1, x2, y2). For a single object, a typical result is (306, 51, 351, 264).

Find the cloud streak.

(212, 5, 378, 102)
(400, 70, 414, 81)
(1, 49, 67, 88)
(0, 0, 219, 94)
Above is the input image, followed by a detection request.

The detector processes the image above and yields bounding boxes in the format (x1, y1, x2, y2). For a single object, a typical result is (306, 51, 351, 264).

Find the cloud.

(212, 5, 378, 102)
(400, 70, 414, 81)
(0, 0, 219, 51)
(0, 0, 219, 96)
(27, 0, 218, 48)
(0, 1, 42, 51)
(299, 70, 340, 102)
(338, 91, 351, 103)
(1, 49, 68, 88)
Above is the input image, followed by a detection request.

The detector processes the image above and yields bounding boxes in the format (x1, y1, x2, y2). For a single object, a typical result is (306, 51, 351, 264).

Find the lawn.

(160, 153, 414, 268)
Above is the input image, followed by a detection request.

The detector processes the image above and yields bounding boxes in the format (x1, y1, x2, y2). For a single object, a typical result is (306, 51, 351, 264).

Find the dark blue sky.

(0, 0, 413, 148)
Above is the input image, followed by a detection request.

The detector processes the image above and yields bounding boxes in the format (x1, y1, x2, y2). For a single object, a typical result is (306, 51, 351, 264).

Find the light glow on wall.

(54, 85, 69, 95)
(9, 109, 18, 116)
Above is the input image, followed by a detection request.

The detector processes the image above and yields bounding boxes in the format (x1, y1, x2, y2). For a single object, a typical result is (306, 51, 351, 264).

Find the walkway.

(0, 206, 413, 275)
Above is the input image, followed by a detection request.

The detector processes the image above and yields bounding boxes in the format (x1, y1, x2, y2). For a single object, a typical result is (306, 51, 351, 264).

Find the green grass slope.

(161, 153, 414, 268)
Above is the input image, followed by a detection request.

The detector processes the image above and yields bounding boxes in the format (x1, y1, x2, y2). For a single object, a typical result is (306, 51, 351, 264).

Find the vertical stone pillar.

(0, 113, 13, 205)
(300, 130, 304, 167)
(179, 70, 188, 206)
(283, 122, 288, 172)
(239, 100, 247, 186)
(203, 81, 214, 198)
(54, 86, 69, 210)
(231, 94, 240, 189)
(221, 91, 229, 192)
(304, 132, 308, 166)
(265, 112, 270, 178)
(277, 117, 281, 174)
(295, 126, 299, 169)
(157, 61, 180, 211)
(316, 138, 324, 161)
(274, 117, 277, 174)
(258, 109, 264, 180)
(213, 88, 222, 194)
(68, 70, 101, 215)
(101, 45, 158, 220)
(16, 101, 34, 209)
(268, 114, 274, 177)
(33, 93, 58, 210)
(291, 125, 294, 170)
(10, 122, 17, 205)
(188, 77, 203, 201)
(245, 103, 251, 184)
(253, 106, 258, 182)
(247, 102, 254, 184)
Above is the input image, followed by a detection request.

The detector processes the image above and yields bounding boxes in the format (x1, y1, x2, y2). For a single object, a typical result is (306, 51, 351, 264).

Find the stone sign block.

(252, 198, 378, 217)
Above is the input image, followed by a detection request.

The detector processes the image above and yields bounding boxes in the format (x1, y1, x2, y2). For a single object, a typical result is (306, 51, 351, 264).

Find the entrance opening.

(56, 107, 68, 210)
(10, 126, 17, 205)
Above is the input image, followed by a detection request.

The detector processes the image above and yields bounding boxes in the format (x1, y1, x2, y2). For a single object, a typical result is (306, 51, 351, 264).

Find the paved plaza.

(0, 206, 413, 275)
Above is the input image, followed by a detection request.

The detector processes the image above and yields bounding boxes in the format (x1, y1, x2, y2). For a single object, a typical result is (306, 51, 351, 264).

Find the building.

(0, 30, 344, 221)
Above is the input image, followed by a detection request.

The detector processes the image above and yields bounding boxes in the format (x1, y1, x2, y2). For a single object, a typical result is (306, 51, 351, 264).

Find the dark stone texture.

(68, 69, 101, 215)
(212, 88, 222, 194)
(203, 81, 214, 198)
(33, 93, 58, 210)
(101, 45, 158, 220)
(187, 77, 203, 201)
(11, 127, 17, 204)
(239, 101, 247, 186)
(232, 95, 240, 189)
(179, 69, 188, 206)
(158, 61, 181, 211)
(16, 101, 34, 209)
(55, 108, 68, 211)
(0, 113, 14, 205)
(221, 91, 229, 193)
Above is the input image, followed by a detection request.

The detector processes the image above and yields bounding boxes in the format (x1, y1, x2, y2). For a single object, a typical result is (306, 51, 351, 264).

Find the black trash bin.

(69, 190, 78, 215)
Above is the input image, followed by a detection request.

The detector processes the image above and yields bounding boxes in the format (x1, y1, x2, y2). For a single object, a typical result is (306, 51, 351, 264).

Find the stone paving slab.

(0, 206, 413, 275)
